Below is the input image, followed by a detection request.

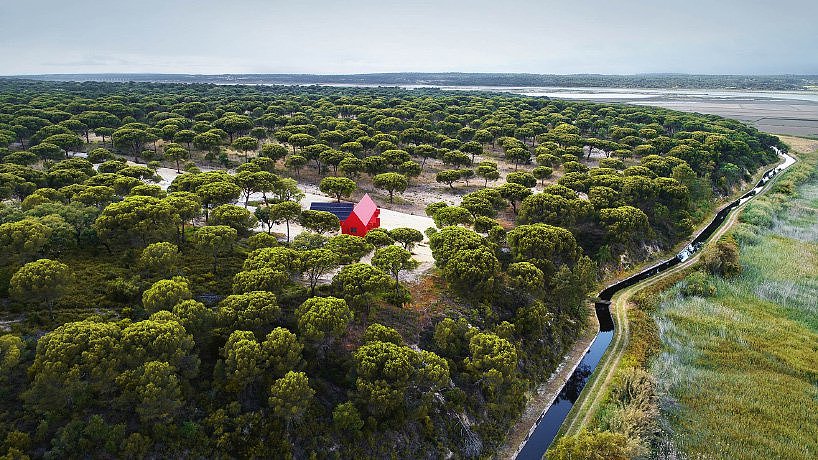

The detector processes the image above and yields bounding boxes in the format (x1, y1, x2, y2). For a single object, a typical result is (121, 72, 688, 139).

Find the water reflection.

(515, 329, 614, 460)
(556, 364, 592, 404)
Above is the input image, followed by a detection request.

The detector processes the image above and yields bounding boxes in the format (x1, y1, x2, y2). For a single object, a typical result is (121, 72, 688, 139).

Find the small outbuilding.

(309, 193, 381, 236)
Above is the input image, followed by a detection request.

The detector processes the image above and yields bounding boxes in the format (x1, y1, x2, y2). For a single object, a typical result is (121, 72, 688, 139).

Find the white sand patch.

(150, 166, 437, 277)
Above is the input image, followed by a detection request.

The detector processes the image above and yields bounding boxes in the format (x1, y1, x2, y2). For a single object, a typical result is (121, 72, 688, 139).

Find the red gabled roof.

(353, 193, 378, 223)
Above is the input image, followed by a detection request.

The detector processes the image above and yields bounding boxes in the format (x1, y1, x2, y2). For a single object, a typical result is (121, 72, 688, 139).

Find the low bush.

(680, 270, 716, 297)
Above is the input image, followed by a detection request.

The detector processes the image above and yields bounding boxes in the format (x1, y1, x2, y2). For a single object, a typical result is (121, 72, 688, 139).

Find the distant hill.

(6, 72, 818, 91)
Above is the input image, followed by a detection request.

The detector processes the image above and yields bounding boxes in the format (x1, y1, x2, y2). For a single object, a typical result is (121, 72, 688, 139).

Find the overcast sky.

(1, 0, 816, 75)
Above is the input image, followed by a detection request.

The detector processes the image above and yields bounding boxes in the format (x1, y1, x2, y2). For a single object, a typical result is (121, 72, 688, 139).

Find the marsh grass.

(648, 151, 818, 460)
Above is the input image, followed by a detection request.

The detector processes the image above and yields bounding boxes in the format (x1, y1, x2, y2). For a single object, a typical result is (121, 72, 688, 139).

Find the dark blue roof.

(309, 202, 354, 220)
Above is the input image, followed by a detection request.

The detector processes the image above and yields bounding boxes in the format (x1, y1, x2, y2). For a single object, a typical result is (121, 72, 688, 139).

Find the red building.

(309, 194, 381, 236)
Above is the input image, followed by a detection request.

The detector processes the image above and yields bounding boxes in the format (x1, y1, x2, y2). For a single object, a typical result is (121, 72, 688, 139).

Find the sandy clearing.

(149, 165, 438, 278)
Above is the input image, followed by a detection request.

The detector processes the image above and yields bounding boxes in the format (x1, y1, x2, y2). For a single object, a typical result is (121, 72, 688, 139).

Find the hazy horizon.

(6, 72, 818, 77)
(2, 0, 817, 75)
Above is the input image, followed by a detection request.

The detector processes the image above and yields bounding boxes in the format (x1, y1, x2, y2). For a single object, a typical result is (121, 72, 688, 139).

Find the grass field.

(649, 151, 818, 459)
(551, 148, 800, 459)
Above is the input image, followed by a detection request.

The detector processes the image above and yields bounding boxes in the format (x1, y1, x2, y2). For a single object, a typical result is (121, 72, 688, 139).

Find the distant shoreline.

(4, 72, 818, 92)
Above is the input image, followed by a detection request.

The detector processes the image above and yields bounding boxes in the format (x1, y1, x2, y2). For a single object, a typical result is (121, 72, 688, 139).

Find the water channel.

(514, 148, 795, 460)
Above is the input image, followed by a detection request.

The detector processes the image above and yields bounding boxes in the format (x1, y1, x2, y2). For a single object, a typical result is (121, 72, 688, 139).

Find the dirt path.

(561, 253, 691, 435)
(559, 151, 795, 439)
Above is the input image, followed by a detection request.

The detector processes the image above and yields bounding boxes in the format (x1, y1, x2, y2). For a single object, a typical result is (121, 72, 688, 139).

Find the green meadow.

(650, 153, 818, 459)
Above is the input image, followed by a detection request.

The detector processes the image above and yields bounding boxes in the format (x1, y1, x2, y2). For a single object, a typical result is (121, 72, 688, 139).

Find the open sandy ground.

(149, 166, 438, 279)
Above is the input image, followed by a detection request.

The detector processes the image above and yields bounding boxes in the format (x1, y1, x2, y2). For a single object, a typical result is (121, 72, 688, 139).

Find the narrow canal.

(514, 148, 795, 459)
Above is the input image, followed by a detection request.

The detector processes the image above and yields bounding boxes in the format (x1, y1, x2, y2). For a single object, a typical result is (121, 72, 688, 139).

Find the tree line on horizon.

(11, 73, 817, 91)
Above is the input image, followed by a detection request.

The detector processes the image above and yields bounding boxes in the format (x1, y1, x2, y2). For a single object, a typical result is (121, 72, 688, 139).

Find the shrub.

(700, 235, 741, 278)
(730, 223, 761, 246)
(139, 242, 180, 277)
(680, 270, 716, 297)
(739, 200, 775, 228)
(547, 429, 640, 460)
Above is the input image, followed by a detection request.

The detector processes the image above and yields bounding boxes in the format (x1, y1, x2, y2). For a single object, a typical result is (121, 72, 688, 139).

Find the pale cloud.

(1, 0, 816, 75)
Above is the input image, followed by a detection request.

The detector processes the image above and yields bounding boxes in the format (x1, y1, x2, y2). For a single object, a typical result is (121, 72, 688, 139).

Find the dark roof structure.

(309, 202, 354, 220)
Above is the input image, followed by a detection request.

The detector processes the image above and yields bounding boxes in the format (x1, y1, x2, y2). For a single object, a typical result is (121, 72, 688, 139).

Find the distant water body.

(306, 83, 818, 102)
(455, 86, 818, 103)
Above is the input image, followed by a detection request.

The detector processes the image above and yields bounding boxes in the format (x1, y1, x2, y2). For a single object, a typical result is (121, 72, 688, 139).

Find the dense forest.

(0, 80, 781, 458)
(15, 73, 818, 91)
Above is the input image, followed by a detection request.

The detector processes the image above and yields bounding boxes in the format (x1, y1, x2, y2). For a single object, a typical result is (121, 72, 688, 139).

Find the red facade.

(341, 194, 380, 236)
